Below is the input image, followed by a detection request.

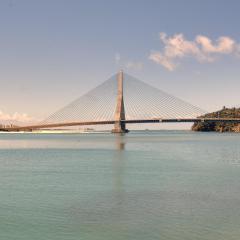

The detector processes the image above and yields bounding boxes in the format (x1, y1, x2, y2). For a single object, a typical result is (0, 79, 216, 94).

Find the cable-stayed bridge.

(2, 71, 240, 132)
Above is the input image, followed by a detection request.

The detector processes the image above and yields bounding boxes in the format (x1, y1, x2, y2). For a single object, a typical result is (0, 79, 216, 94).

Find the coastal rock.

(192, 107, 240, 132)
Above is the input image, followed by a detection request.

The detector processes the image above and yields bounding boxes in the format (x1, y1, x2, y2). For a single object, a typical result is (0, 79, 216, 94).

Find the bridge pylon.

(112, 70, 129, 133)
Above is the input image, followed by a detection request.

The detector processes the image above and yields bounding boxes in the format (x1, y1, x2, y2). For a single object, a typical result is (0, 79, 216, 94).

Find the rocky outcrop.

(192, 107, 240, 132)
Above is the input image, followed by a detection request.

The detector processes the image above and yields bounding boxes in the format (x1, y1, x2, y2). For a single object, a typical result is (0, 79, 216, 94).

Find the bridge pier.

(112, 70, 129, 134)
(112, 120, 129, 133)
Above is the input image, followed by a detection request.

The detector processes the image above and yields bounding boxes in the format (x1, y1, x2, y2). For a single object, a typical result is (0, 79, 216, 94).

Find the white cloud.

(149, 52, 175, 71)
(0, 110, 34, 123)
(126, 61, 144, 71)
(115, 53, 144, 71)
(149, 32, 239, 71)
(196, 35, 235, 54)
(115, 53, 121, 65)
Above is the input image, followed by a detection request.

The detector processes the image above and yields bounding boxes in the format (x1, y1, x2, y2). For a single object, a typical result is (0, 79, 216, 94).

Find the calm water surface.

(0, 131, 240, 240)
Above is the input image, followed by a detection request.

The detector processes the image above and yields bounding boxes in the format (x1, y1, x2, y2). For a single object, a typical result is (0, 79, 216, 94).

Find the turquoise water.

(0, 131, 240, 240)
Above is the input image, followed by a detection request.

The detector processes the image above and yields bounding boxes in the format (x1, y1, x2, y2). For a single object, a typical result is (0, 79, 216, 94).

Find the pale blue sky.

(0, 0, 240, 121)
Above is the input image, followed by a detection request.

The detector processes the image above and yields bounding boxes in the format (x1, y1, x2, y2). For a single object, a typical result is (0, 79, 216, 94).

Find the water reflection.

(115, 134, 126, 150)
(112, 135, 126, 213)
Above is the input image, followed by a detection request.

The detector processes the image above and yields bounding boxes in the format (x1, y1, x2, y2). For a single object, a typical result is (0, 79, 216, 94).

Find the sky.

(0, 0, 240, 124)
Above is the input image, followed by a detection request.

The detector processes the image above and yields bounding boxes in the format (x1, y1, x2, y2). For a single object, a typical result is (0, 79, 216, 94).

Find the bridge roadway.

(2, 118, 240, 132)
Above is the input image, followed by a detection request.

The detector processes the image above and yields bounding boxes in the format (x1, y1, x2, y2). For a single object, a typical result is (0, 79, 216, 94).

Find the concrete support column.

(112, 70, 129, 133)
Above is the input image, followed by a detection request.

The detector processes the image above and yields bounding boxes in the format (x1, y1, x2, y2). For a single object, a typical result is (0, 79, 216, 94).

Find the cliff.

(192, 107, 240, 132)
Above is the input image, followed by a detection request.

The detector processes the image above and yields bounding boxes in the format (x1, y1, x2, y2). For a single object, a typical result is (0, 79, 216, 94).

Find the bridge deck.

(2, 118, 240, 132)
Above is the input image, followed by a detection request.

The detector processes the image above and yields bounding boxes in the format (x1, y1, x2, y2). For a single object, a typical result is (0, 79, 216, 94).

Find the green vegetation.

(192, 107, 240, 132)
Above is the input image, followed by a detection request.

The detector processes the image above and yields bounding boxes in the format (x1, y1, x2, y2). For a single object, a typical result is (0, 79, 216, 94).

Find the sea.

(0, 131, 240, 240)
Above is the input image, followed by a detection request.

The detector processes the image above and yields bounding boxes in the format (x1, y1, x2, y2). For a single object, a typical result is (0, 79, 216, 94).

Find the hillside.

(192, 107, 240, 132)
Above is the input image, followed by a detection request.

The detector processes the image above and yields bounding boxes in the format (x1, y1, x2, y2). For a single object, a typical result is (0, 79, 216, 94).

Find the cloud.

(115, 53, 144, 71)
(126, 61, 144, 71)
(115, 53, 121, 65)
(0, 110, 34, 123)
(149, 52, 175, 71)
(149, 32, 239, 71)
(196, 35, 235, 54)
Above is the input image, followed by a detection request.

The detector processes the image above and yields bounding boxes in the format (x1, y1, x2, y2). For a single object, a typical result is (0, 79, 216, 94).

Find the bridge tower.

(112, 70, 129, 133)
